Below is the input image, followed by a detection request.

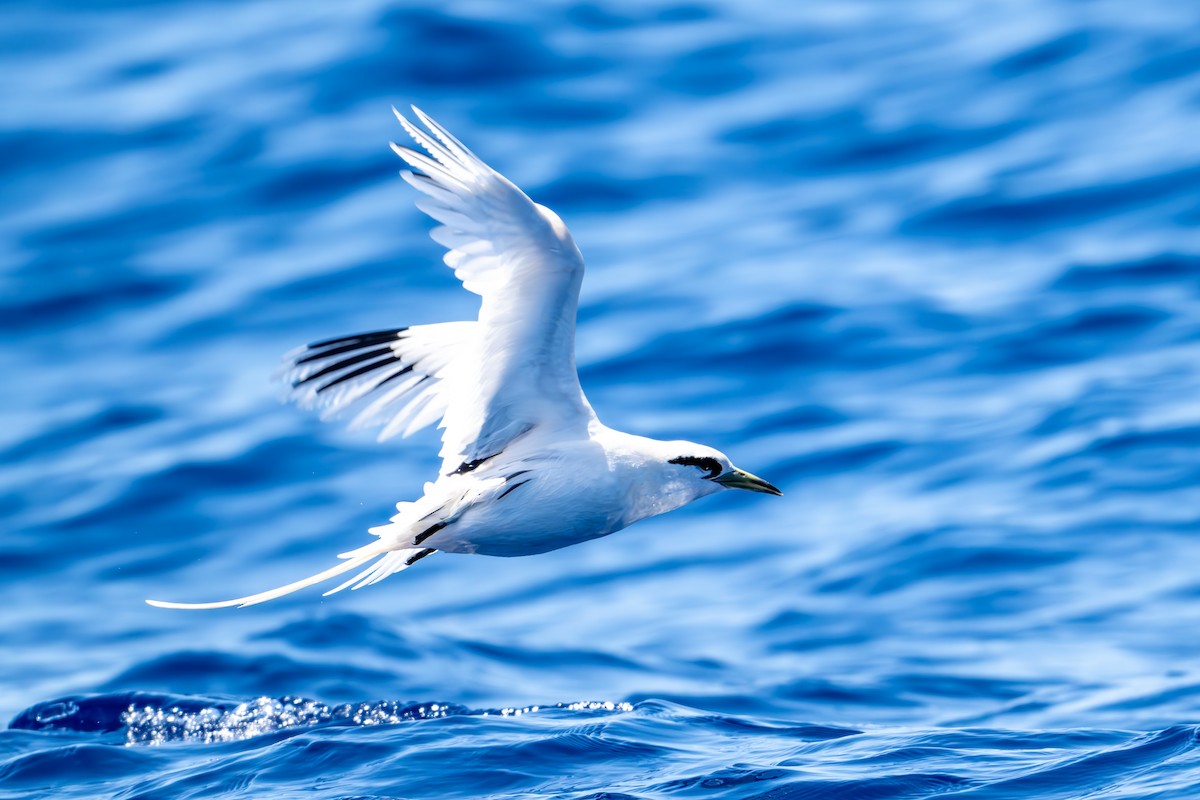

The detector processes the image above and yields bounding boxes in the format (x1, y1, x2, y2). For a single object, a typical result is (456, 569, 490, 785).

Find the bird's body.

(376, 428, 722, 559)
(148, 108, 779, 610)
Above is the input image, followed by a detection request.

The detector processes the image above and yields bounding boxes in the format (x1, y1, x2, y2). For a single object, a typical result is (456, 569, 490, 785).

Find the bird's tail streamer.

(146, 541, 432, 610)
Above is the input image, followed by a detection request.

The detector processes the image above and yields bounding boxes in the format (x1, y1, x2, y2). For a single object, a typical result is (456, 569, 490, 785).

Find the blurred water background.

(4, 0, 1200, 797)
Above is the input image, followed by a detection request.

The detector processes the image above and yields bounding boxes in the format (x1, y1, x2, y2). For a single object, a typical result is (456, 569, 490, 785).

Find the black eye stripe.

(668, 456, 722, 479)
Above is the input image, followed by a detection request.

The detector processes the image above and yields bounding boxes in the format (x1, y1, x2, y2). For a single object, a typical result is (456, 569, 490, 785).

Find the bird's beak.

(713, 467, 782, 496)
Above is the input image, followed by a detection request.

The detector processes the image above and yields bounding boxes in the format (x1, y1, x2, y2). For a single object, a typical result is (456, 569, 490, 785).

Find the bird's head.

(664, 442, 782, 499)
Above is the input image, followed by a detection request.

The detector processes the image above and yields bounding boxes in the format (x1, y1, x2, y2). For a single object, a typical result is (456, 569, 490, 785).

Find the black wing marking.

(449, 453, 498, 476)
(281, 321, 475, 440)
(404, 548, 436, 567)
(413, 521, 447, 546)
(498, 480, 530, 500)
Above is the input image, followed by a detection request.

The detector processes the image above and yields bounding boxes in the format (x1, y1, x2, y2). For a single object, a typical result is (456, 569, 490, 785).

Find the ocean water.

(4, 0, 1200, 797)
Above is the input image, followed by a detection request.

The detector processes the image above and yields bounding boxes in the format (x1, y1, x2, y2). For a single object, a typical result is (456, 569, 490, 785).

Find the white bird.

(148, 107, 780, 610)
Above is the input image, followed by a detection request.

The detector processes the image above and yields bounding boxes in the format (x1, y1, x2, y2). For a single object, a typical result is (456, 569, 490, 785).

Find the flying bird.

(148, 107, 780, 610)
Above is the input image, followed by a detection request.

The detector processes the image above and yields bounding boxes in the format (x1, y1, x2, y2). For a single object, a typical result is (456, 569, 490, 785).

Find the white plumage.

(148, 107, 780, 610)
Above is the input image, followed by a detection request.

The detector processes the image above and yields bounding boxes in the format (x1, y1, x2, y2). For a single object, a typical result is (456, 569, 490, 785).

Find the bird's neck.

(599, 430, 714, 526)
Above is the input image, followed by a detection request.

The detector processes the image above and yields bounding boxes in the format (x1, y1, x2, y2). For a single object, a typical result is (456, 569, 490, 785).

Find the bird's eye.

(668, 456, 722, 479)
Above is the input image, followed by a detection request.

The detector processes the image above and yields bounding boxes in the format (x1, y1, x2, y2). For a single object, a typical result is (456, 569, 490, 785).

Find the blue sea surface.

(4, 0, 1200, 797)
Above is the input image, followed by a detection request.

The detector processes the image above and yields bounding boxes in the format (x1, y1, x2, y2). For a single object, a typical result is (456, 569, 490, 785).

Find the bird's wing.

(283, 320, 476, 441)
(392, 107, 594, 472)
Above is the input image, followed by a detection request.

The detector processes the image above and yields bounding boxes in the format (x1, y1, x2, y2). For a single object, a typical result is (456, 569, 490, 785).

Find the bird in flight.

(148, 107, 780, 610)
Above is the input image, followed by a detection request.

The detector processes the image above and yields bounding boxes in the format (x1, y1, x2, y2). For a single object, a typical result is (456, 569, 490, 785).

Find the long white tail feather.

(324, 548, 432, 595)
(337, 538, 392, 559)
(146, 542, 401, 610)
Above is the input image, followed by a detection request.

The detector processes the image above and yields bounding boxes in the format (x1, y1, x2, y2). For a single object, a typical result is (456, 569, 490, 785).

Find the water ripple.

(7, 0, 1200, 796)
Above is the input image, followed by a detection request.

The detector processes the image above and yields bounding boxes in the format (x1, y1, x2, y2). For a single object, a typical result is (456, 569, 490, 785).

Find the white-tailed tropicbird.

(148, 107, 780, 610)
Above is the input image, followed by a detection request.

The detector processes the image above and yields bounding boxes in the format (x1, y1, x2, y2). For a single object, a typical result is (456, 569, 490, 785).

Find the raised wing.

(392, 107, 594, 471)
(283, 321, 476, 441)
